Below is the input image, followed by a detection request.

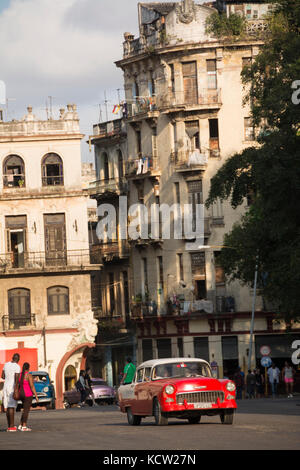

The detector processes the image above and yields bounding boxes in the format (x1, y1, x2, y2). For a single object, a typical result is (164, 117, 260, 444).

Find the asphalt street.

(0, 397, 299, 450)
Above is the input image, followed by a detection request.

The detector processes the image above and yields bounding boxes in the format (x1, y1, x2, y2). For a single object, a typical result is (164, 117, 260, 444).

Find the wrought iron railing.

(88, 177, 128, 195)
(0, 249, 101, 271)
(2, 314, 36, 331)
(157, 89, 222, 109)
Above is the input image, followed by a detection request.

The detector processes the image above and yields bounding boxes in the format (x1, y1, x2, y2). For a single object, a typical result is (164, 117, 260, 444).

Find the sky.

(0, 0, 206, 163)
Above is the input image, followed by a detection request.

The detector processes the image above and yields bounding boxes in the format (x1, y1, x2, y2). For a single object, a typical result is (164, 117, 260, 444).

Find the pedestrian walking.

(255, 368, 264, 398)
(282, 361, 295, 398)
(76, 370, 88, 407)
(120, 357, 136, 385)
(246, 370, 256, 399)
(1, 353, 21, 432)
(16, 362, 39, 431)
(267, 363, 280, 398)
(233, 367, 244, 400)
(84, 367, 96, 406)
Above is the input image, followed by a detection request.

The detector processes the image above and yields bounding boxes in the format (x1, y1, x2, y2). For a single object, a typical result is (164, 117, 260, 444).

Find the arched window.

(3, 155, 26, 188)
(47, 286, 69, 315)
(118, 150, 124, 178)
(42, 153, 64, 186)
(103, 153, 109, 181)
(8, 288, 31, 327)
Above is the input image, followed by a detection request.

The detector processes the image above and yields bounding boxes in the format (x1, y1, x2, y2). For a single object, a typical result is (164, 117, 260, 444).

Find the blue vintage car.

(17, 371, 56, 410)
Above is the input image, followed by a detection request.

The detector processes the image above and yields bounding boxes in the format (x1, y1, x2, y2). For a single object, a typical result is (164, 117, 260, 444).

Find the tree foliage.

(206, 1, 300, 323)
(205, 12, 246, 39)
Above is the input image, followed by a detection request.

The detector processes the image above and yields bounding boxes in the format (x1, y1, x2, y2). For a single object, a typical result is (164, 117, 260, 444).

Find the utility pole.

(248, 257, 258, 370)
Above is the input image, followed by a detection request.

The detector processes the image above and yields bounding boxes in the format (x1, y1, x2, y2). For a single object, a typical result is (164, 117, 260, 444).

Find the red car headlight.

(164, 385, 175, 395)
(226, 382, 236, 392)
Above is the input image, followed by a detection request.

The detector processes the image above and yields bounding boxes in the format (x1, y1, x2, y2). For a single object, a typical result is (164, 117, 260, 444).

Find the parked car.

(118, 358, 237, 426)
(17, 371, 55, 410)
(63, 378, 116, 408)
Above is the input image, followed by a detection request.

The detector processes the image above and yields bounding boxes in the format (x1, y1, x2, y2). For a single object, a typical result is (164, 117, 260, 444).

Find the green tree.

(206, 0, 300, 324)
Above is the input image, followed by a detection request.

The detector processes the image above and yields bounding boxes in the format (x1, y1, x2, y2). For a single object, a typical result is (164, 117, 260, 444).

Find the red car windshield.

(152, 362, 211, 380)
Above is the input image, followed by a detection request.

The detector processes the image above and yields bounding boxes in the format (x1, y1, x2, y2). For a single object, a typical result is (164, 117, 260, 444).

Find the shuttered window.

(47, 286, 69, 315)
(182, 61, 198, 104)
(207, 59, 217, 89)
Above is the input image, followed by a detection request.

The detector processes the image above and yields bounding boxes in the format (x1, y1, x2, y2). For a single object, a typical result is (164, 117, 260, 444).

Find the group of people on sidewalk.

(1, 354, 38, 432)
(232, 361, 296, 399)
(75, 368, 97, 407)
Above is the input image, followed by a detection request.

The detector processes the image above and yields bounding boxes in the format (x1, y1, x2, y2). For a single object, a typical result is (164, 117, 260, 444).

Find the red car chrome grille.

(176, 391, 225, 405)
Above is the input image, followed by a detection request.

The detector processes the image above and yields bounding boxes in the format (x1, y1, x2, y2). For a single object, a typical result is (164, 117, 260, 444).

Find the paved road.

(0, 398, 299, 450)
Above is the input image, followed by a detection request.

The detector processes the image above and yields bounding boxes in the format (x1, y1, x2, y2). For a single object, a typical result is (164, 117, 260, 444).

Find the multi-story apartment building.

(89, 118, 136, 386)
(112, 0, 299, 379)
(0, 105, 101, 408)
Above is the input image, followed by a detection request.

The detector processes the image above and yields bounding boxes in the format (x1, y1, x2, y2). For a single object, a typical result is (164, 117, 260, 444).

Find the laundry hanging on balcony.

(188, 149, 207, 166)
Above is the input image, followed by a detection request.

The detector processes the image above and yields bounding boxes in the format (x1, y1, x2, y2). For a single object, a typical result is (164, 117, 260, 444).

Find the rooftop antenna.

(48, 96, 55, 119)
(117, 88, 121, 104)
(104, 91, 109, 122)
(6, 97, 16, 120)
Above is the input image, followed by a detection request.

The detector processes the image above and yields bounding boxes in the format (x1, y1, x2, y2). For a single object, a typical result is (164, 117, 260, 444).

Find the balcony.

(166, 300, 214, 316)
(125, 156, 160, 179)
(92, 119, 125, 141)
(90, 241, 130, 263)
(0, 249, 102, 275)
(170, 149, 208, 172)
(131, 301, 158, 319)
(127, 99, 159, 121)
(2, 314, 36, 331)
(157, 89, 222, 112)
(88, 177, 128, 198)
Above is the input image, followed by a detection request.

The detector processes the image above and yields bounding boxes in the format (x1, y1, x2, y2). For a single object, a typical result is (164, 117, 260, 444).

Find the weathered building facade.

(0, 105, 100, 408)
(112, 0, 300, 379)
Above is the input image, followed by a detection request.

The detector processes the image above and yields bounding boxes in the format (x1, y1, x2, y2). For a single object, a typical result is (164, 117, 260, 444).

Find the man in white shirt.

(267, 363, 280, 398)
(1, 353, 21, 431)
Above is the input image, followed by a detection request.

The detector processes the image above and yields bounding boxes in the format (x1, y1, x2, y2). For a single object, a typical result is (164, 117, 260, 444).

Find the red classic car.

(118, 358, 237, 426)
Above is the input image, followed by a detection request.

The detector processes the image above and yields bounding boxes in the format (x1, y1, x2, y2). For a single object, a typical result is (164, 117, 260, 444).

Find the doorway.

(64, 365, 77, 391)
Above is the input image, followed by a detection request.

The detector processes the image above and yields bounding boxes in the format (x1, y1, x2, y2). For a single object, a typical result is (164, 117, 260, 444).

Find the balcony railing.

(0, 249, 101, 271)
(157, 89, 222, 110)
(2, 314, 36, 331)
(93, 119, 124, 138)
(127, 98, 157, 118)
(125, 156, 159, 177)
(89, 177, 128, 196)
(91, 241, 130, 262)
(171, 150, 208, 170)
(167, 300, 214, 316)
(131, 301, 158, 319)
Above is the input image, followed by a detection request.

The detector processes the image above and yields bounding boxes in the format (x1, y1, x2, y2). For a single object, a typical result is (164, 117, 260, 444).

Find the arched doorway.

(64, 365, 77, 391)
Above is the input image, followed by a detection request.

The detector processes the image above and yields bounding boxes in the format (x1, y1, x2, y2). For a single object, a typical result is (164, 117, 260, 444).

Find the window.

(103, 153, 109, 181)
(242, 57, 252, 68)
(109, 272, 115, 315)
(214, 252, 225, 285)
(5, 215, 27, 268)
(136, 130, 142, 156)
(142, 258, 148, 295)
(177, 338, 184, 357)
(157, 256, 164, 292)
(207, 59, 217, 90)
(191, 252, 206, 278)
(3, 155, 25, 188)
(136, 368, 144, 383)
(42, 153, 63, 186)
(44, 214, 66, 266)
(187, 180, 203, 232)
(132, 80, 139, 101)
(209, 118, 219, 156)
(182, 61, 198, 104)
(194, 337, 209, 362)
(177, 253, 184, 282)
(174, 182, 180, 204)
(118, 150, 123, 179)
(47, 286, 69, 315)
(244, 117, 255, 141)
(157, 338, 172, 359)
(8, 288, 31, 327)
(142, 339, 153, 362)
(169, 63, 175, 92)
(211, 198, 224, 224)
(185, 120, 200, 150)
